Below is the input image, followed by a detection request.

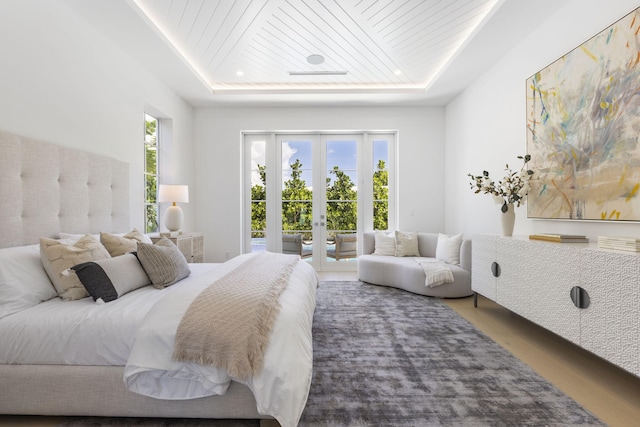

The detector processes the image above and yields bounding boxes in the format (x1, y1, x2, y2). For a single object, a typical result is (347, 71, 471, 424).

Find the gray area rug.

(58, 281, 603, 427)
(298, 281, 604, 426)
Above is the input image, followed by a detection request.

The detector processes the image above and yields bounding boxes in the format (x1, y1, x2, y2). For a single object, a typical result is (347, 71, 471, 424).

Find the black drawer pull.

(491, 261, 501, 277)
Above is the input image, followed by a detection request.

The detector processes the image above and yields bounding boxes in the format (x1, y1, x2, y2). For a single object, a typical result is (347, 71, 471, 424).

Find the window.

(373, 138, 389, 230)
(144, 114, 159, 233)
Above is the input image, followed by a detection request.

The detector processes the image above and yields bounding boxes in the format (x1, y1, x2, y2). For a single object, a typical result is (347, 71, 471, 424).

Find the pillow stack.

(38, 229, 190, 304)
(372, 230, 464, 264)
(372, 230, 420, 257)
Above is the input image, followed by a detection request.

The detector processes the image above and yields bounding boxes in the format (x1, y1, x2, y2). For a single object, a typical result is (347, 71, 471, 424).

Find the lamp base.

(164, 205, 184, 233)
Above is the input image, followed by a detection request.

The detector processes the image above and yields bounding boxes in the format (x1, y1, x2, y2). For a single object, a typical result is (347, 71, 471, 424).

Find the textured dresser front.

(580, 248, 640, 377)
(471, 234, 498, 301)
(471, 235, 639, 378)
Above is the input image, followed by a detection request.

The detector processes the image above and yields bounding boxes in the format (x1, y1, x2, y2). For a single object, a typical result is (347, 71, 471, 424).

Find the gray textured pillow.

(395, 231, 420, 257)
(136, 238, 191, 289)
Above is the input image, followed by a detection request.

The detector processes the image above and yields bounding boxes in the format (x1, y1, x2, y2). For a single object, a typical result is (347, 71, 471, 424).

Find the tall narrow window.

(144, 114, 159, 233)
(373, 139, 389, 230)
(250, 138, 267, 252)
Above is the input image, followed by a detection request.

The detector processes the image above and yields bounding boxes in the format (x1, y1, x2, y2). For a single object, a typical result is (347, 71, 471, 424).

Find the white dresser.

(472, 234, 639, 378)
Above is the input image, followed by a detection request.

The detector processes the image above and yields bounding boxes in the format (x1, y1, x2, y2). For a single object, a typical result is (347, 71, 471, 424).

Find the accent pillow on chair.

(395, 231, 420, 257)
(435, 233, 463, 265)
(373, 231, 396, 256)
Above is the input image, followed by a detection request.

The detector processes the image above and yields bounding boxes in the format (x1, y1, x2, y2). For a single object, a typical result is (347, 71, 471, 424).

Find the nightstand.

(150, 232, 204, 263)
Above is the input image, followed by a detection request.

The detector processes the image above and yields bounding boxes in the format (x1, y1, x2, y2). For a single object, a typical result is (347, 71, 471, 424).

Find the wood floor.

(444, 294, 640, 427)
(2, 273, 639, 427)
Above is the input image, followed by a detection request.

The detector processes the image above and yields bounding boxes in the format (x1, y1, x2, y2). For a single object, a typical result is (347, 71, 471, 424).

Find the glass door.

(320, 135, 360, 271)
(280, 135, 316, 263)
(244, 131, 394, 272)
(278, 134, 361, 271)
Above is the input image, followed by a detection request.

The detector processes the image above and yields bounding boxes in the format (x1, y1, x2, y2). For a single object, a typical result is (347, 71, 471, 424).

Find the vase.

(501, 203, 515, 236)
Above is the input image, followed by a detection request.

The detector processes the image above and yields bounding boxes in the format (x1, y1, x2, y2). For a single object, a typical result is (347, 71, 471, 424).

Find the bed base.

(0, 364, 276, 425)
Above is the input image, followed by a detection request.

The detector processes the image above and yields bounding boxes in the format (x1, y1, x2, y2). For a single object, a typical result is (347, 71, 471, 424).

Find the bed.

(0, 131, 318, 427)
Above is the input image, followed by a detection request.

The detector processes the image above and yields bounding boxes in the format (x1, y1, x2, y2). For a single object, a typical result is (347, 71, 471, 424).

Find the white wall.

(194, 107, 445, 262)
(0, 0, 194, 231)
(446, 0, 640, 240)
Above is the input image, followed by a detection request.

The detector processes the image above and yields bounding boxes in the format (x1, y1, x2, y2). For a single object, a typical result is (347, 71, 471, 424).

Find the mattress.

(0, 263, 221, 365)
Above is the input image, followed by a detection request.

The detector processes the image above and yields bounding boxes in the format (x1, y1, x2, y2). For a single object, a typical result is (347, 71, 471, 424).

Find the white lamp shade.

(158, 184, 189, 204)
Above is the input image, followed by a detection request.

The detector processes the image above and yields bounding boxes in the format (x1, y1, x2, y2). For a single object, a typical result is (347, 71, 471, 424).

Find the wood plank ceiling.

(132, 0, 501, 93)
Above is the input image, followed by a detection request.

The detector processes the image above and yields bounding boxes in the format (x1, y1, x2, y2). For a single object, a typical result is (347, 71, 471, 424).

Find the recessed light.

(394, 70, 402, 76)
(307, 54, 325, 65)
(236, 71, 244, 76)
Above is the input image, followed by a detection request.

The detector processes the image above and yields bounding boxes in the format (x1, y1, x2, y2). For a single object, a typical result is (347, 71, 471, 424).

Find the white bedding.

(0, 253, 318, 427)
(124, 253, 318, 427)
(0, 263, 221, 365)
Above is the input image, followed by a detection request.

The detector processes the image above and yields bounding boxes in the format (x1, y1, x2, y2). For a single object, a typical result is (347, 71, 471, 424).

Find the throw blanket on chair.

(415, 258, 454, 288)
(172, 252, 299, 380)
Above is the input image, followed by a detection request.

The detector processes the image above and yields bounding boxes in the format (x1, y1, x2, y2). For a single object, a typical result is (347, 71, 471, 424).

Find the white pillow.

(395, 231, 420, 257)
(40, 234, 111, 300)
(0, 244, 58, 319)
(71, 254, 151, 303)
(373, 231, 396, 256)
(435, 233, 463, 265)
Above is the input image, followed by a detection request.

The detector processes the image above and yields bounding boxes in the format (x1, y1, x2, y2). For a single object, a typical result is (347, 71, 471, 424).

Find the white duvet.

(124, 253, 318, 427)
(0, 263, 216, 365)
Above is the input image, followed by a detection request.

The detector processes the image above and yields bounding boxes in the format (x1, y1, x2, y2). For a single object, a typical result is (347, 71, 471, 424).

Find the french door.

(244, 131, 395, 271)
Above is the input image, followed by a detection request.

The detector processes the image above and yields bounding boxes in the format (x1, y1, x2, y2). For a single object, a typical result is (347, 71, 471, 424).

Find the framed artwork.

(526, 7, 640, 221)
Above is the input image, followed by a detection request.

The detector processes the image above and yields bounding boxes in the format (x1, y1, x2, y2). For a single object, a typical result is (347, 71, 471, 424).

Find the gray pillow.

(136, 237, 191, 289)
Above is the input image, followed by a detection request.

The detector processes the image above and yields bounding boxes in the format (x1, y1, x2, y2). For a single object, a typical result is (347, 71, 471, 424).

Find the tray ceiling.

(132, 0, 501, 94)
(62, 0, 569, 106)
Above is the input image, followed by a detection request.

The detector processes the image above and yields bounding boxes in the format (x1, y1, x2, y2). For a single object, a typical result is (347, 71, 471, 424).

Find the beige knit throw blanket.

(172, 252, 299, 380)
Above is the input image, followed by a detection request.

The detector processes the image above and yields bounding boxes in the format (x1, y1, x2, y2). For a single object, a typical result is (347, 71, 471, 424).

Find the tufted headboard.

(0, 131, 130, 249)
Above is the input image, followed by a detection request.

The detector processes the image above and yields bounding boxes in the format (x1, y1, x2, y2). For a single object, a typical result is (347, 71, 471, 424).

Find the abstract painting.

(526, 7, 640, 221)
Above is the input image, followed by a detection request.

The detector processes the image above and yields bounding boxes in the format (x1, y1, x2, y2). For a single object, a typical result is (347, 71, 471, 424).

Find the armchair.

(327, 233, 357, 260)
(282, 234, 312, 258)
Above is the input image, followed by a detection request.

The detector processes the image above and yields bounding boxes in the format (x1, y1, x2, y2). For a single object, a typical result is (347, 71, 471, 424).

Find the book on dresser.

(597, 236, 640, 252)
(529, 233, 589, 243)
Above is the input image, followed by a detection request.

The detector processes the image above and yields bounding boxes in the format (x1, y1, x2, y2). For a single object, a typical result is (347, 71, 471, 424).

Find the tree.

(144, 118, 158, 233)
(373, 160, 388, 230)
(281, 159, 313, 239)
(326, 165, 357, 237)
(251, 164, 267, 237)
(250, 159, 387, 244)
